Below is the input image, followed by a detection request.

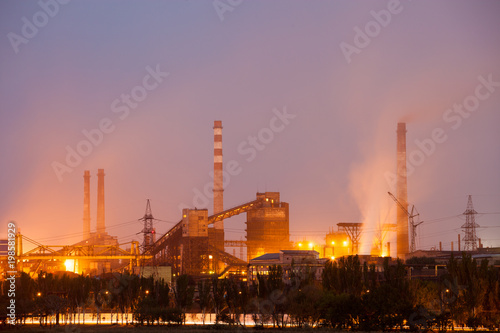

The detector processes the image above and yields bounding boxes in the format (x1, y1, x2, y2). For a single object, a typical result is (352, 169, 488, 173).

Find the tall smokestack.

(396, 123, 409, 258)
(213, 121, 224, 250)
(97, 169, 105, 235)
(83, 170, 91, 240)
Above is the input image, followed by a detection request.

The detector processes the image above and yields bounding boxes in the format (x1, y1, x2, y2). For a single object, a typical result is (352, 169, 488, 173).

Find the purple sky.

(1, 0, 499, 256)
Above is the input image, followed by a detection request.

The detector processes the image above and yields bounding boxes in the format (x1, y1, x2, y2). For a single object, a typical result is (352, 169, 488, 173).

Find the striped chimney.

(213, 121, 224, 223)
(83, 170, 91, 240)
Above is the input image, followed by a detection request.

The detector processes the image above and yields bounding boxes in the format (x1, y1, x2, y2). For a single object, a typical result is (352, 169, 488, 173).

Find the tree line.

(1, 253, 499, 330)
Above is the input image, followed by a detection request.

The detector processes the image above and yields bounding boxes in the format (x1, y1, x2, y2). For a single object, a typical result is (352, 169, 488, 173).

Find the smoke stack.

(396, 122, 409, 258)
(458, 234, 461, 251)
(213, 121, 224, 250)
(83, 170, 91, 240)
(97, 169, 105, 235)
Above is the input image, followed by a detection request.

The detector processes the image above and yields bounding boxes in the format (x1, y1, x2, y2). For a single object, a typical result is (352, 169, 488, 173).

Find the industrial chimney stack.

(213, 121, 224, 250)
(83, 170, 91, 240)
(396, 123, 409, 258)
(96, 169, 106, 235)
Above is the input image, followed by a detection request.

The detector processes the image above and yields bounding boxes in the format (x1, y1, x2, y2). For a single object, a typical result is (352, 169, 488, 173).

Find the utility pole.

(140, 199, 155, 253)
(462, 195, 479, 251)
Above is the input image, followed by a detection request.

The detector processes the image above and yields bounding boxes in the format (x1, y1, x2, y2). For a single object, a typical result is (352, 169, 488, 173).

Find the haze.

(1, 0, 499, 255)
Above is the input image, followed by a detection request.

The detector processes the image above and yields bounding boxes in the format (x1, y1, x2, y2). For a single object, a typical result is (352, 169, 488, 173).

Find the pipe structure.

(396, 123, 409, 258)
(97, 169, 105, 235)
(213, 121, 224, 251)
(83, 170, 91, 240)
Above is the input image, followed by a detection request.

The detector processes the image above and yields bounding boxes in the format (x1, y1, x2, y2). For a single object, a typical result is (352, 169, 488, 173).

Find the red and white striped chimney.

(213, 121, 224, 218)
(213, 121, 224, 251)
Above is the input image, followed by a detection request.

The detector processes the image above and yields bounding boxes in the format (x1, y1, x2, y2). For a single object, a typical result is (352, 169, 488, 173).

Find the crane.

(388, 192, 423, 253)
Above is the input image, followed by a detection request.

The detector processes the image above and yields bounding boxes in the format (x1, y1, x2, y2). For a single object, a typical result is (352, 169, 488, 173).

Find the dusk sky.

(1, 0, 499, 256)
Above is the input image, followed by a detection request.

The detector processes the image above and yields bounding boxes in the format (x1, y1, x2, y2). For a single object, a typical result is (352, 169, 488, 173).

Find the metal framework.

(140, 199, 154, 252)
(337, 223, 363, 254)
(208, 199, 264, 224)
(462, 195, 479, 251)
(17, 234, 148, 277)
(144, 197, 268, 276)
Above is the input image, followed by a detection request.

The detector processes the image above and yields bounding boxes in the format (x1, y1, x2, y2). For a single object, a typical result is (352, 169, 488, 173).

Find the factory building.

(246, 192, 291, 261)
(248, 250, 327, 283)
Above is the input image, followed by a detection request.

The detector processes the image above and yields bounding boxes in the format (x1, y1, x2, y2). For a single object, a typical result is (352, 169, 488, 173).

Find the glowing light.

(298, 243, 302, 247)
(145, 290, 149, 295)
(308, 242, 313, 249)
(209, 255, 213, 259)
(331, 241, 335, 245)
(343, 241, 348, 246)
(37, 292, 41, 297)
(64, 259, 75, 272)
(330, 256, 335, 260)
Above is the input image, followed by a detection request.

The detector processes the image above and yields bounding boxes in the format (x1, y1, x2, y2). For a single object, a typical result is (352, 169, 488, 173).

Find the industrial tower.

(96, 169, 106, 235)
(396, 123, 409, 258)
(213, 120, 224, 251)
(461, 195, 479, 251)
(140, 199, 155, 252)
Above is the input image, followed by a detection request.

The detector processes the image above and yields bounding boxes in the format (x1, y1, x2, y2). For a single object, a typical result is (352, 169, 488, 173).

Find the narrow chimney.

(458, 234, 461, 252)
(97, 169, 105, 235)
(213, 121, 224, 250)
(83, 170, 91, 240)
(396, 123, 409, 258)
(451, 241, 454, 252)
(439, 241, 442, 252)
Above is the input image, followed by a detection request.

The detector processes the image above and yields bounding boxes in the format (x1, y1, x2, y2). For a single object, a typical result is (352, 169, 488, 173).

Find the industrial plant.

(3, 121, 497, 283)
